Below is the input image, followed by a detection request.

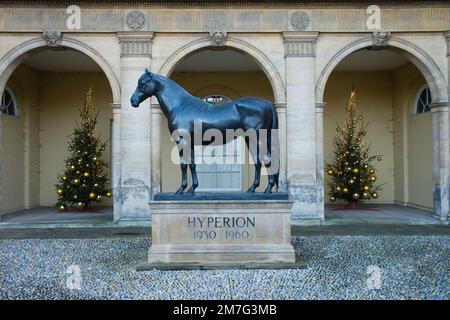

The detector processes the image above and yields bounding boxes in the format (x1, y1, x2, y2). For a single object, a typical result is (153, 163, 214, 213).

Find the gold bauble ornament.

(70, 165, 76, 170)
(77, 202, 85, 209)
(342, 187, 349, 194)
(363, 164, 369, 169)
(363, 185, 370, 191)
(370, 176, 377, 182)
(89, 192, 97, 200)
(372, 192, 379, 199)
(58, 204, 67, 211)
(363, 192, 370, 199)
(73, 179, 80, 185)
(62, 176, 67, 181)
(352, 168, 359, 174)
(106, 191, 113, 198)
(327, 169, 334, 176)
(336, 127, 341, 132)
(93, 157, 98, 162)
(330, 196, 336, 202)
(78, 159, 83, 164)
(73, 195, 78, 200)
(83, 172, 90, 178)
(349, 179, 355, 185)
(336, 186, 342, 192)
(56, 189, 64, 195)
(96, 195, 103, 202)
(369, 169, 375, 174)
(377, 156, 382, 161)
(352, 193, 360, 199)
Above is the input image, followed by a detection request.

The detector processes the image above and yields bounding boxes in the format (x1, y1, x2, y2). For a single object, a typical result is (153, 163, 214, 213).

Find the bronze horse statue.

(131, 70, 279, 194)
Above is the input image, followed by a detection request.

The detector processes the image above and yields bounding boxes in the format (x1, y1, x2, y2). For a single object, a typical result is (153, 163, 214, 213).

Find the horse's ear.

(145, 68, 151, 75)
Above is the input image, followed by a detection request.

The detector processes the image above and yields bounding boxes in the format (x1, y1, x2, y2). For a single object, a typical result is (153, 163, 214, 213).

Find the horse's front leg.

(187, 147, 198, 193)
(175, 143, 188, 195)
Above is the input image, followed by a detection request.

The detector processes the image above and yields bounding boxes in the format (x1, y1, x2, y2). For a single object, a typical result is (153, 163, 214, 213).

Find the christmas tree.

(55, 86, 112, 211)
(325, 90, 384, 208)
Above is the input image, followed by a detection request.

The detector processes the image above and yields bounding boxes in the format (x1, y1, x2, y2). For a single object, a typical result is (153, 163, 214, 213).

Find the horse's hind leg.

(246, 136, 261, 193)
(187, 147, 198, 193)
(264, 174, 275, 194)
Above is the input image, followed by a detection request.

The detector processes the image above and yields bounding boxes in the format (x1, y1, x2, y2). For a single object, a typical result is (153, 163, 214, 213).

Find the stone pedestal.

(139, 195, 298, 269)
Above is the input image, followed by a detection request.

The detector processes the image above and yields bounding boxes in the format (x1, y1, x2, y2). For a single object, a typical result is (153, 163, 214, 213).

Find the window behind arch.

(204, 94, 231, 105)
(1, 88, 17, 116)
(414, 86, 431, 115)
(194, 94, 242, 192)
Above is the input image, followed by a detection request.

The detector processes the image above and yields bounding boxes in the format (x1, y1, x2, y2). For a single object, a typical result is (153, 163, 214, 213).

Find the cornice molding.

(1, 1, 449, 5)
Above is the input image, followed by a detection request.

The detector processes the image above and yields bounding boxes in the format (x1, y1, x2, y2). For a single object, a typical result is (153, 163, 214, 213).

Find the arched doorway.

(320, 46, 444, 221)
(0, 46, 115, 220)
(157, 47, 277, 193)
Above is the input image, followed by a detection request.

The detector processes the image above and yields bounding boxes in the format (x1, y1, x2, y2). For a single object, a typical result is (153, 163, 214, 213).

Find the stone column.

(283, 32, 320, 221)
(111, 103, 122, 221)
(151, 102, 162, 196)
(315, 102, 327, 220)
(430, 102, 450, 221)
(275, 102, 287, 192)
(115, 32, 153, 222)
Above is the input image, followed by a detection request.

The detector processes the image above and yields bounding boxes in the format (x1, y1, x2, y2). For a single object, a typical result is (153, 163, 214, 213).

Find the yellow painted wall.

(0, 68, 113, 215)
(161, 71, 274, 192)
(323, 64, 433, 210)
(393, 64, 432, 210)
(38, 72, 113, 206)
(324, 71, 395, 204)
(0, 65, 39, 215)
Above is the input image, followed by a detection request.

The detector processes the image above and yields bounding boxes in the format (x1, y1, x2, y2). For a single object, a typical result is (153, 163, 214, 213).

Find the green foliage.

(55, 87, 111, 210)
(325, 90, 384, 204)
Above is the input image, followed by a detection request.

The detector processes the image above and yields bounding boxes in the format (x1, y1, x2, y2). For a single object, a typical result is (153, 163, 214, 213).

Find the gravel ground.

(0, 235, 448, 300)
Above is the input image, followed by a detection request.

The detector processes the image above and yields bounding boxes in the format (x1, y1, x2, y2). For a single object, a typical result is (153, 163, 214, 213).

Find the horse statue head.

(130, 69, 156, 108)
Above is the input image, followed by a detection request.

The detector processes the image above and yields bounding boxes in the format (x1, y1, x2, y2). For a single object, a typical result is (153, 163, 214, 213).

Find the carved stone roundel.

(126, 11, 146, 31)
(290, 11, 311, 31)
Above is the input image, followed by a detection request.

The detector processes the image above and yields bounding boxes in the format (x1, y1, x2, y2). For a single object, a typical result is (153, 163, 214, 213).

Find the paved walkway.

(0, 204, 441, 230)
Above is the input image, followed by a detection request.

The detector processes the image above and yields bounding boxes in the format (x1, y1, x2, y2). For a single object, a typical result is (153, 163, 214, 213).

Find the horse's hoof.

(246, 188, 256, 193)
(264, 189, 272, 194)
(175, 188, 185, 195)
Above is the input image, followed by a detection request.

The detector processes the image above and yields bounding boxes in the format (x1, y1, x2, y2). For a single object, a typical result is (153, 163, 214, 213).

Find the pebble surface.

(1, 235, 449, 300)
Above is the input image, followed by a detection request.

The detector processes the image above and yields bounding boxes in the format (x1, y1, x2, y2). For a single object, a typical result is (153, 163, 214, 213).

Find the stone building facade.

(0, 0, 448, 223)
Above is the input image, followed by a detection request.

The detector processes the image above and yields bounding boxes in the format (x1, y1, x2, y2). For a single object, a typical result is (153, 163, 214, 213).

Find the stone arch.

(0, 36, 121, 104)
(315, 36, 448, 104)
(158, 36, 286, 104)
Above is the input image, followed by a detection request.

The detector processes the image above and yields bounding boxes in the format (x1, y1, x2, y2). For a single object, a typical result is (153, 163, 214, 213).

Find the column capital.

(444, 31, 450, 56)
(275, 102, 287, 113)
(430, 101, 450, 112)
(117, 32, 154, 58)
(282, 32, 318, 57)
(315, 102, 327, 111)
(151, 103, 162, 114)
(110, 103, 121, 112)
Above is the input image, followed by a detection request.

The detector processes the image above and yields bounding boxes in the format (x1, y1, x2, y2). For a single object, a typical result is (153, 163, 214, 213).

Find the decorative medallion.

(126, 11, 146, 31)
(290, 11, 310, 31)
(43, 31, 62, 47)
(210, 31, 227, 48)
(372, 31, 391, 48)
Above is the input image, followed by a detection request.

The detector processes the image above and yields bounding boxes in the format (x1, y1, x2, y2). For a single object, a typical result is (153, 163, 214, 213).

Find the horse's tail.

(268, 103, 280, 190)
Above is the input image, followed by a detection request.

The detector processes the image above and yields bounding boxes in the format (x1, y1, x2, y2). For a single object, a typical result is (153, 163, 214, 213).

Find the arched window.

(413, 85, 431, 115)
(1, 87, 18, 116)
(204, 94, 231, 105)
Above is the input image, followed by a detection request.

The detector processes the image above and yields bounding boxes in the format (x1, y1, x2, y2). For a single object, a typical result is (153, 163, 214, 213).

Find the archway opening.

(0, 47, 114, 221)
(323, 48, 434, 219)
(160, 47, 275, 193)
